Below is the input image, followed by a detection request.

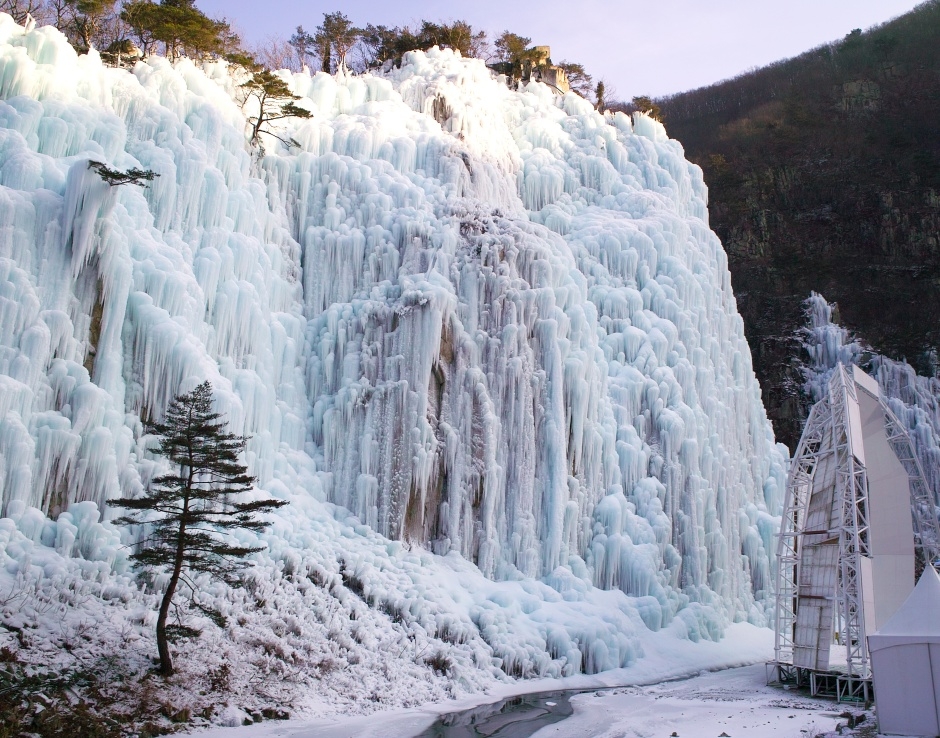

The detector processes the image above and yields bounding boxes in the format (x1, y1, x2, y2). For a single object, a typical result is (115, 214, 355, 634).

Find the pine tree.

(494, 31, 536, 76)
(289, 25, 316, 69)
(595, 81, 606, 113)
(631, 95, 663, 121)
(358, 20, 488, 70)
(65, 0, 116, 52)
(557, 61, 593, 98)
(414, 20, 487, 59)
(121, 0, 236, 60)
(112, 381, 287, 676)
(241, 69, 312, 154)
(88, 160, 157, 187)
(316, 11, 358, 73)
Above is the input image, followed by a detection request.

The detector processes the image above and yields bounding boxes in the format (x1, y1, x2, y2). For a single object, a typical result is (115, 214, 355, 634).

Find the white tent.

(868, 566, 940, 736)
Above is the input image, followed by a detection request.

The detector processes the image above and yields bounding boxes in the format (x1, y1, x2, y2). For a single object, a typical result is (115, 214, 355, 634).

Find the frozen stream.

(411, 665, 852, 738)
(415, 690, 578, 737)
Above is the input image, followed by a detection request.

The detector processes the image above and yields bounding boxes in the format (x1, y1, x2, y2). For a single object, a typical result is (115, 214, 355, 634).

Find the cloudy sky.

(197, 0, 923, 98)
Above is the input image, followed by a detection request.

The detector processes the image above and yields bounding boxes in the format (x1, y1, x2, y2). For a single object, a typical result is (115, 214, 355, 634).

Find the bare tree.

(251, 35, 299, 73)
(0, 0, 48, 26)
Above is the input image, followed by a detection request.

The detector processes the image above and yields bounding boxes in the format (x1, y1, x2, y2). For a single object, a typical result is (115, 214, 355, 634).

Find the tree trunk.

(251, 91, 265, 145)
(156, 563, 180, 675)
(157, 486, 190, 676)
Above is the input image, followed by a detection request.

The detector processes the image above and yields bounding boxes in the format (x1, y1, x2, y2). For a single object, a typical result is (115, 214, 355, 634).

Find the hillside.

(658, 0, 940, 449)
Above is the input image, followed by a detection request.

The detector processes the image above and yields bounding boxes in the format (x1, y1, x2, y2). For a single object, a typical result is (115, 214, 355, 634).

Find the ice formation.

(803, 292, 940, 505)
(0, 14, 786, 678)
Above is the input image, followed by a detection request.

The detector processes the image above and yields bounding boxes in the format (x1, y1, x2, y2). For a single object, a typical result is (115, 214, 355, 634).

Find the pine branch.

(88, 160, 158, 187)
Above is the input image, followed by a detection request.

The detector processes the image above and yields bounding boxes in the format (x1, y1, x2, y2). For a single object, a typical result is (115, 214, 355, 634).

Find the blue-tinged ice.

(0, 13, 786, 677)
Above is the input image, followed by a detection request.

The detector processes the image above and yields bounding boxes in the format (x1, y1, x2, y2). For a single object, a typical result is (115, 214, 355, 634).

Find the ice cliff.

(0, 14, 785, 679)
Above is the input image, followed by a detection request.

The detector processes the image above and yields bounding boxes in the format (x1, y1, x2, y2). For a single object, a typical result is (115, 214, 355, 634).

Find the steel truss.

(773, 400, 832, 669)
(771, 364, 940, 697)
(831, 367, 870, 679)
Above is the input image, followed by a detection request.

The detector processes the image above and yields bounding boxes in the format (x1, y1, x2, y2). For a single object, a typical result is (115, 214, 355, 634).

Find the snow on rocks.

(0, 10, 785, 719)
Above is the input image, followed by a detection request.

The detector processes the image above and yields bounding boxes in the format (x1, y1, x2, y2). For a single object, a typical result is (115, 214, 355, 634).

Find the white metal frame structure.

(770, 364, 940, 701)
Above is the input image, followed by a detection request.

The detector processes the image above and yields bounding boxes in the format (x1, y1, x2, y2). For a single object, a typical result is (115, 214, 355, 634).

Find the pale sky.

(197, 0, 925, 98)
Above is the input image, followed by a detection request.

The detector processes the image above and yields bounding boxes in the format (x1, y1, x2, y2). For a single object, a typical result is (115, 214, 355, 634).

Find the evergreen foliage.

(88, 160, 156, 186)
(595, 81, 606, 112)
(415, 20, 487, 58)
(120, 0, 236, 59)
(358, 23, 417, 67)
(557, 61, 592, 97)
(359, 19, 487, 69)
(66, 0, 114, 51)
(289, 24, 316, 69)
(630, 95, 662, 121)
(315, 11, 357, 73)
(111, 381, 287, 675)
(241, 69, 312, 154)
(493, 31, 538, 76)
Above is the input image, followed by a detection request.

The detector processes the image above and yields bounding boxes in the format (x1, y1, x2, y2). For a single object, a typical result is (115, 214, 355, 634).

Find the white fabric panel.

(871, 556, 915, 631)
(793, 542, 838, 670)
(857, 389, 915, 629)
(869, 570, 940, 735)
(870, 567, 940, 648)
(931, 644, 940, 731)
(847, 388, 866, 466)
(853, 365, 881, 398)
(871, 644, 939, 736)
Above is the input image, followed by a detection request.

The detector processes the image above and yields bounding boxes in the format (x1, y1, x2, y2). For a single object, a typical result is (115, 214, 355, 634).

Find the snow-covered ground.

(181, 628, 861, 738)
(546, 666, 849, 738)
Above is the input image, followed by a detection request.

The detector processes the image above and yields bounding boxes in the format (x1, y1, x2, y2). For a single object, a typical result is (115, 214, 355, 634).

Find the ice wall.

(0, 13, 785, 672)
(803, 292, 940, 502)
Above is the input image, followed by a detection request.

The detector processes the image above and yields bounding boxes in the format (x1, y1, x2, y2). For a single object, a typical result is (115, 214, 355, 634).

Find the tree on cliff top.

(316, 11, 357, 72)
(121, 0, 237, 59)
(64, 0, 116, 52)
(112, 381, 287, 676)
(359, 20, 487, 69)
(289, 24, 316, 69)
(557, 61, 593, 97)
(494, 31, 539, 75)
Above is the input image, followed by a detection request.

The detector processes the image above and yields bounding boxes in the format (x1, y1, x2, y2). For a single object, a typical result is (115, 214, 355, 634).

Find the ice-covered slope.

(803, 292, 940, 501)
(0, 13, 785, 686)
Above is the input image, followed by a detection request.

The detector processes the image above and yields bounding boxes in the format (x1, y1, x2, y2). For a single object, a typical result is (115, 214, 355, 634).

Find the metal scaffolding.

(770, 364, 940, 701)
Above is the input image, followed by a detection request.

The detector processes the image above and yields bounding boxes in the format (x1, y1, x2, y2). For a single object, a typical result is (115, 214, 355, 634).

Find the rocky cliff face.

(658, 2, 940, 449)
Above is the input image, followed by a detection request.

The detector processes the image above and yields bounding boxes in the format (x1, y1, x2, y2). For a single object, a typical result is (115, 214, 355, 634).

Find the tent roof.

(872, 566, 940, 638)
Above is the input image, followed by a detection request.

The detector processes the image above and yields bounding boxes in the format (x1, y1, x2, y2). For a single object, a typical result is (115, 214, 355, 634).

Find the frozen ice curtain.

(0, 13, 784, 675)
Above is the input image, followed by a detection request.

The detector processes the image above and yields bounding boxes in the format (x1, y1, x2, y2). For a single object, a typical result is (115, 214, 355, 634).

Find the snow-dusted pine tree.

(112, 381, 287, 675)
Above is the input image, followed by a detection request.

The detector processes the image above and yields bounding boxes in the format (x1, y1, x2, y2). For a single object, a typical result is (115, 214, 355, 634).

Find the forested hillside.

(659, 0, 940, 449)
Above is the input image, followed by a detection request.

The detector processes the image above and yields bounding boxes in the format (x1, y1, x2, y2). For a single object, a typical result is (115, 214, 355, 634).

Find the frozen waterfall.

(0, 14, 786, 675)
